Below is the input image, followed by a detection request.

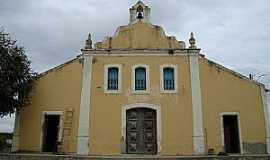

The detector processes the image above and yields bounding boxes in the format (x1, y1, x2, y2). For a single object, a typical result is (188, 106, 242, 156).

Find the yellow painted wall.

(199, 57, 266, 153)
(89, 55, 193, 155)
(17, 54, 267, 155)
(19, 59, 82, 153)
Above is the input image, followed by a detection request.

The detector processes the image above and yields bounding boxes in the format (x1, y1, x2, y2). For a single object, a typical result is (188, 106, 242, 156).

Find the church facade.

(12, 1, 270, 156)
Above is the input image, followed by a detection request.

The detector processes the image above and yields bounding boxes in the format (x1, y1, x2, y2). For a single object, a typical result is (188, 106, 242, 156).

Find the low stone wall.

(1, 154, 270, 160)
(243, 142, 267, 154)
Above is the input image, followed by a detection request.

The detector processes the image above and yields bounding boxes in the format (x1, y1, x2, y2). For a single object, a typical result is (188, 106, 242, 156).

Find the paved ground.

(1, 153, 270, 160)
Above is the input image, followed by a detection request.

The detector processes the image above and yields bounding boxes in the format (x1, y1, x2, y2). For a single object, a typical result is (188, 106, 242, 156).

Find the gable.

(95, 22, 185, 49)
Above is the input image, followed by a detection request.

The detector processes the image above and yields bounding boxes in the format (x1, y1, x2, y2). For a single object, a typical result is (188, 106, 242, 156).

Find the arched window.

(135, 67, 146, 90)
(163, 67, 174, 90)
(107, 67, 119, 90)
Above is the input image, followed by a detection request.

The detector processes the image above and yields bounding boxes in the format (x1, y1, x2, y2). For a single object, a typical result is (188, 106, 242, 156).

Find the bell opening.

(136, 5, 144, 19)
(137, 12, 143, 19)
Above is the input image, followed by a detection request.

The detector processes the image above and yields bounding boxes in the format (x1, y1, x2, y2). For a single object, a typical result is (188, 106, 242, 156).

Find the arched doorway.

(121, 103, 161, 155)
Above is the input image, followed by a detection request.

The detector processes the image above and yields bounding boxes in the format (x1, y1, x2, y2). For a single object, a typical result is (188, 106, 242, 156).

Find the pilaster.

(11, 112, 20, 152)
(260, 85, 270, 153)
(189, 52, 205, 154)
(77, 53, 93, 155)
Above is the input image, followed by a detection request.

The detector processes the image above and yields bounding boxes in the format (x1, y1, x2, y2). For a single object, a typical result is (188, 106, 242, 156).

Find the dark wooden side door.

(223, 115, 240, 153)
(126, 108, 157, 154)
(42, 115, 60, 152)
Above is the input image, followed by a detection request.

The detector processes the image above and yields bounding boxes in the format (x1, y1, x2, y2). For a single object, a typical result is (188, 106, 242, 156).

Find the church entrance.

(42, 114, 60, 152)
(126, 108, 157, 154)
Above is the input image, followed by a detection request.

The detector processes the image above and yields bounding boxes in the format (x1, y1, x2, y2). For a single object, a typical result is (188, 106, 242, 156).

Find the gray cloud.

(1, 0, 270, 132)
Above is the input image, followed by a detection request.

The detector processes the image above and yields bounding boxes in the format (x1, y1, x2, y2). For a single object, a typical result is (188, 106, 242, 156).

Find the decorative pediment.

(95, 22, 185, 49)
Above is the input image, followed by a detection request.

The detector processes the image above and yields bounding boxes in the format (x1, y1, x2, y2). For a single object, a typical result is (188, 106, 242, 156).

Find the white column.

(77, 53, 93, 155)
(260, 85, 270, 153)
(11, 112, 20, 152)
(189, 54, 205, 154)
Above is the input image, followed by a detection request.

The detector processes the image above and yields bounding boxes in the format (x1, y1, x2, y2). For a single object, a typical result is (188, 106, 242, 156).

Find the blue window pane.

(108, 67, 118, 90)
(135, 67, 146, 90)
(163, 68, 174, 90)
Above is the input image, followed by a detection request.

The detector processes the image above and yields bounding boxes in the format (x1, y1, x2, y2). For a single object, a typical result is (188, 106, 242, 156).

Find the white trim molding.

(77, 54, 93, 155)
(39, 111, 63, 151)
(189, 54, 205, 154)
(131, 64, 150, 94)
(260, 85, 270, 153)
(220, 112, 243, 154)
(121, 103, 161, 154)
(104, 64, 122, 94)
(11, 112, 20, 152)
(160, 64, 178, 93)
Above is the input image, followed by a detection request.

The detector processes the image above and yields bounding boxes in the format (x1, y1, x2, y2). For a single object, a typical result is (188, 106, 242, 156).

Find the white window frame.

(132, 64, 150, 94)
(104, 64, 122, 94)
(160, 64, 178, 93)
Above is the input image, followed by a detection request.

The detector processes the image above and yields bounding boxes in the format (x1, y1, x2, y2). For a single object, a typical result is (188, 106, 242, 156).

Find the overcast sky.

(1, 0, 270, 133)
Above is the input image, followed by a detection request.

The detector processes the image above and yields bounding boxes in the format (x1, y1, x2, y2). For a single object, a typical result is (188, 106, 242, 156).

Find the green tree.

(0, 30, 37, 117)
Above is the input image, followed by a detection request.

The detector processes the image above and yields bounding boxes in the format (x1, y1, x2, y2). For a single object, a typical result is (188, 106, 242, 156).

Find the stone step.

(1, 154, 270, 160)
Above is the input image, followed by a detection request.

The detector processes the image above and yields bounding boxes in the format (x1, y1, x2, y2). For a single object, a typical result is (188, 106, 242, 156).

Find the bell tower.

(129, 1, 151, 25)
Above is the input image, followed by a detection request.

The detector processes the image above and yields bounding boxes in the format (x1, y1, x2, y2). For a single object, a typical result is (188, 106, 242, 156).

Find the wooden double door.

(126, 108, 157, 154)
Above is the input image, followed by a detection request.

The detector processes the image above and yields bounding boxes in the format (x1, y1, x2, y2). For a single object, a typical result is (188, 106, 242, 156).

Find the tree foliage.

(0, 30, 37, 117)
